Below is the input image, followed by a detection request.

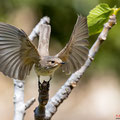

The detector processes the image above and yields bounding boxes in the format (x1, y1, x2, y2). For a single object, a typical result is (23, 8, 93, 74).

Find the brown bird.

(0, 16, 89, 81)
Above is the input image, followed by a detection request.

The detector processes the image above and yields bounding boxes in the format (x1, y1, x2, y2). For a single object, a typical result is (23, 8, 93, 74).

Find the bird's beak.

(60, 62, 65, 65)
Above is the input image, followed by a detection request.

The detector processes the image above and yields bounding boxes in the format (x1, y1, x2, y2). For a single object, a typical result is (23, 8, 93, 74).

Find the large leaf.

(87, 3, 114, 36)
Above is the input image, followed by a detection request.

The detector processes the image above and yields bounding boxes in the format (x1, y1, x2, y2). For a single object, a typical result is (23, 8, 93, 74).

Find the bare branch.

(13, 79, 25, 120)
(34, 81, 50, 120)
(29, 16, 50, 41)
(45, 15, 116, 119)
(38, 24, 51, 56)
(25, 98, 36, 110)
(13, 79, 35, 120)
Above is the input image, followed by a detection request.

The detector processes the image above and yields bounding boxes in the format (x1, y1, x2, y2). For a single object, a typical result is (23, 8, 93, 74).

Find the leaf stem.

(113, 8, 120, 15)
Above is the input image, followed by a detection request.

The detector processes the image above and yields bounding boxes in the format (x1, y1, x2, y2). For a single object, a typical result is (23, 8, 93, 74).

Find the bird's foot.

(42, 76, 52, 83)
(48, 76, 52, 82)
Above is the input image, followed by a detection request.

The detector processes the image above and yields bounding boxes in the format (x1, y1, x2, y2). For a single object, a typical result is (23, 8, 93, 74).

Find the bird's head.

(40, 56, 65, 70)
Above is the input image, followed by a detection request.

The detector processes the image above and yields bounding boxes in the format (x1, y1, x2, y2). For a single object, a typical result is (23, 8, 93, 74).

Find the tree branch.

(34, 81, 50, 120)
(13, 79, 25, 120)
(45, 15, 116, 119)
(29, 16, 50, 41)
(13, 16, 50, 120)
(38, 21, 51, 56)
(34, 17, 51, 120)
(13, 79, 35, 120)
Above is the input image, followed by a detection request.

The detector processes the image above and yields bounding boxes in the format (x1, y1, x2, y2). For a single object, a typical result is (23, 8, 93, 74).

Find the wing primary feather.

(0, 52, 20, 72)
(0, 22, 40, 79)
(19, 65, 27, 80)
(74, 46, 89, 55)
(71, 52, 81, 69)
(0, 27, 17, 35)
(75, 39, 89, 46)
(56, 15, 89, 75)
(7, 57, 20, 78)
(0, 30, 18, 38)
(0, 39, 20, 44)
(0, 50, 20, 65)
(73, 48, 87, 65)
(11, 58, 21, 78)
(0, 23, 20, 33)
(74, 47, 88, 60)
(69, 55, 77, 71)
(0, 34, 17, 39)
(71, 50, 82, 67)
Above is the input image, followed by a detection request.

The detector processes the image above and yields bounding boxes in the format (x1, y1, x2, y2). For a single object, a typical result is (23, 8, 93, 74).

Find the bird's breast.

(34, 64, 57, 76)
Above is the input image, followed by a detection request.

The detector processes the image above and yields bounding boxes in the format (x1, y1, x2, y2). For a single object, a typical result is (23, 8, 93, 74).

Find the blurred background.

(0, 0, 120, 120)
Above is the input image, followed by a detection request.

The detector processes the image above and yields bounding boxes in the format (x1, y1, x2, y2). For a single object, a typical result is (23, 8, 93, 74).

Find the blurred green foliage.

(0, 0, 120, 77)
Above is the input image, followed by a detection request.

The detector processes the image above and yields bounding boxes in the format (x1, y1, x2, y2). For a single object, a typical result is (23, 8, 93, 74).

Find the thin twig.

(45, 15, 116, 119)
(25, 98, 36, 110)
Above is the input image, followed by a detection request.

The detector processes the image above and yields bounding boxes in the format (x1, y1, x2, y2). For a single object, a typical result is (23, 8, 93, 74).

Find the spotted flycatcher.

(0, 16, 89, 81)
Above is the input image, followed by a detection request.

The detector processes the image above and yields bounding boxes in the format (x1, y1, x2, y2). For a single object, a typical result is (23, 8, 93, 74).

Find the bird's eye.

(51, 61, 55, 63)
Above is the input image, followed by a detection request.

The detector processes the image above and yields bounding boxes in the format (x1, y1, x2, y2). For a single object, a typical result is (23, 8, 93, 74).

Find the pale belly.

(34, 66, 58, 76)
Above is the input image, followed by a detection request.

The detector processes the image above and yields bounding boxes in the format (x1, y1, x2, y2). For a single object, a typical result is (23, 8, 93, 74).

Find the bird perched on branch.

(0, 16, 89, 81)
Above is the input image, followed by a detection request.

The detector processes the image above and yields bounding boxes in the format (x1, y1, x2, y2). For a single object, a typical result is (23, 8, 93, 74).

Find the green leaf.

(87, 3, 114, 36)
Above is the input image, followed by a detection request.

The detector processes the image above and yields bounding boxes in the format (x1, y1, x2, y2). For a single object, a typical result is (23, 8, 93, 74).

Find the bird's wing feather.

(0, 23, 40, 80)
(56, 16, 89, 74)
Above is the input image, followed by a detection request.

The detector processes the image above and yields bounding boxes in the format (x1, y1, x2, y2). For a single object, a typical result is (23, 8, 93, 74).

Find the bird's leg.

(38, 75, 41, 89)
(38, 75, 40, 81)
(48, 75, 52, 82)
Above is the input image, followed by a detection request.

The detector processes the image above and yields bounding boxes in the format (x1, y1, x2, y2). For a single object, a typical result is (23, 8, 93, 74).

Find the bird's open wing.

(56, 16, 89, 74)
(0, 23, 40, 80)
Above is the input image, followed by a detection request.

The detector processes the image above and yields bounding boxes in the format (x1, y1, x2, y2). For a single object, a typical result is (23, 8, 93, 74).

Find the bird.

(0, 15, 89, 81)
